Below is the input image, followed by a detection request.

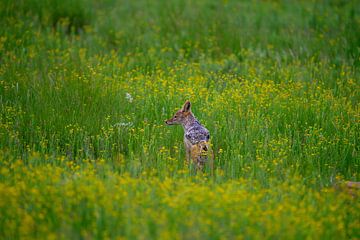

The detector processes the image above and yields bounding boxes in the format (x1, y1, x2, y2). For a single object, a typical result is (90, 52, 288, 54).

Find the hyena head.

(165, 100, 192, 125)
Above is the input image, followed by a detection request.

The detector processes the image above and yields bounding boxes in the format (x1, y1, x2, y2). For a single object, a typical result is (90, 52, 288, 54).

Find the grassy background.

(0, 0, 359, 239)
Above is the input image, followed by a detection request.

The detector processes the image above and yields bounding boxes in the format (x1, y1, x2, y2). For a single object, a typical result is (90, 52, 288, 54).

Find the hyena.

(165, 100, 212, 171)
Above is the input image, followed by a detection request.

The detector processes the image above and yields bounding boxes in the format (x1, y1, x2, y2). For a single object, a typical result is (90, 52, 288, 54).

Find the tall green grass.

(0, 0, 359, 238)
(1, 0, 358, 184)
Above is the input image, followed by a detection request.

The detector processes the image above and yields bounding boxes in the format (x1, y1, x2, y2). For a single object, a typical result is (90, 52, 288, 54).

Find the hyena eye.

(174, 116, 177, 119)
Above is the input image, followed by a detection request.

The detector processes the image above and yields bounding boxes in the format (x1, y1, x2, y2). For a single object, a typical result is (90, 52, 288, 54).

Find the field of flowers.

(0, 0, 359, 239)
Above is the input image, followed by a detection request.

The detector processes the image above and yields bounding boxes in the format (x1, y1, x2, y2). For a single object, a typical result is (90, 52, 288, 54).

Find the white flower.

(125, 93, 133, 103)
(114, 122, 133, 128)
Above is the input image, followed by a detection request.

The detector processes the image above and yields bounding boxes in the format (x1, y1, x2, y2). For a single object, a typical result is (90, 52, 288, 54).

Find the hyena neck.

(182, 113, 199, 131)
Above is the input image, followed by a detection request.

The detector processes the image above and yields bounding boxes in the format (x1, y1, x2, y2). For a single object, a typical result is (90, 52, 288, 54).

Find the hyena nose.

(165, 120, 168, 124)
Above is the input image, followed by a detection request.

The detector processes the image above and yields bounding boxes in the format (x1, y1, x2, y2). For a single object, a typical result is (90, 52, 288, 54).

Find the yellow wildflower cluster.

(0, 157, 359, 239)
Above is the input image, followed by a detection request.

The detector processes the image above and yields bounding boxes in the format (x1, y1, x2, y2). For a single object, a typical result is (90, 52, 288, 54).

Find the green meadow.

(0, 0, 359, 239)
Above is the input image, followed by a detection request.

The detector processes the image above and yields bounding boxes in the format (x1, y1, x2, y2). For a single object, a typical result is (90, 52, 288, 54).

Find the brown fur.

(165, 101, 213, 173)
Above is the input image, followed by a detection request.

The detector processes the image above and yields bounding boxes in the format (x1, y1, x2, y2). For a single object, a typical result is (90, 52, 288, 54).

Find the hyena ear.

(182, 100, 191, 112)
